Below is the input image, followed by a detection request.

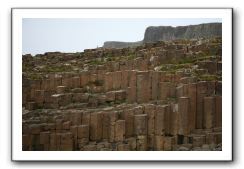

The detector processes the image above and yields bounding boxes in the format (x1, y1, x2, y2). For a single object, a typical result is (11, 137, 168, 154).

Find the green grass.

(167, 96, 177, 103)
(177, 55, 217, 65)
(160, 63, 191, 72)
(22, 64, 34, 72)
(41, 64, 73, 73)
(178, 57, 195, 64)
(103, 51, 137, 62)
(115, 99, 126, 104)
(27, 73, 43, 80)
(89, 59, 104, 65)
(197, 74, 219, 81)
(126, 54, 137, 60)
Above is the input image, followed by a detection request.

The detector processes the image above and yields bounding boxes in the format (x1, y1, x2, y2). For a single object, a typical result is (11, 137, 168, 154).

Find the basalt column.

(150, 71, 159, 100)
(187, 83, 197, 132)
(178, 97, 190, 136)
(136, 71, 150, 103)
(126, 70, 137, 103)
(203, 97, 216, 129)
(134, 114, 148, 150)
(196, 82, 207, 129)
(215, 96, 222, 128)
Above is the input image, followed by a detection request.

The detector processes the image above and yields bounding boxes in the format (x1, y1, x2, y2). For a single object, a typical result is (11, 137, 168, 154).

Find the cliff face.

(103, 23, 222, 48)
(143, 23, 222, 43)
(22, 37, 222, 151)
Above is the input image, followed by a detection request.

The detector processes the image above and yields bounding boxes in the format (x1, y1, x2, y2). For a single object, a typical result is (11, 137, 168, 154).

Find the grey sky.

(22, 18, 221, 55)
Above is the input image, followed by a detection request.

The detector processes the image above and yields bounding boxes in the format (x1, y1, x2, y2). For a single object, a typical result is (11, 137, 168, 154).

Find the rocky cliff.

(143, 23, 222, 43)
(103, 23, 221, 48)
(22, 37, 222, 151)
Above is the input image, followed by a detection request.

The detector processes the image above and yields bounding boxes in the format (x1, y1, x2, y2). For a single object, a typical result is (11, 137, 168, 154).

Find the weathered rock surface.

(103, 23, 221, 48)
(144, 23, 221, 43)
(22, 36, 222, 151)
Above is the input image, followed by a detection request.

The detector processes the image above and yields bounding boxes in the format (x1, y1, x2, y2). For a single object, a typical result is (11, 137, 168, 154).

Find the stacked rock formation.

(22, 37, 222, 151)
(103, 23, 221, 48)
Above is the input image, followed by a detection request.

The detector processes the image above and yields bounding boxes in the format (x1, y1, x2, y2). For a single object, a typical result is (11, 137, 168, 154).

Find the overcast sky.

(22, 18, 221, 55)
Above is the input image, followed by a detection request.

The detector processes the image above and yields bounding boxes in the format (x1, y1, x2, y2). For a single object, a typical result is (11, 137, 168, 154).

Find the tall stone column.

(155, 105, 166, 136)
(145, 104, 156, 149)
(61, 74, 73, 89)
(169, 104, 178, 136)
(203, 97, 216, 129)
(164, 105, 171, 135)
(80, 71, 90, 87)
(126, 70, 137, 103)
(196, 81, 208, 129)
(112, 71, 122, 90)
(159, 82, 170, 100)
(178, 97, 190, 136)
(70, 111, 82, 126)
(71, 76, 81, 88)
(77, 125, 89, 149)
(121, 70, 129, 89)
(136, 135, 148, 151)
(187, 83, 197, 131)
(134, 114, 148, 136)
(121, 109, 134, 138)
(102, 111, 110, 140)
(136, 71, 150, 103)
(215, 96, 222, 128)
(115, 120, 125, 142)
(104, 72, 113, 92)
(90, 112, 103, 141)
(109, 111, 119, 142)
(151, 71, 159, 100)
